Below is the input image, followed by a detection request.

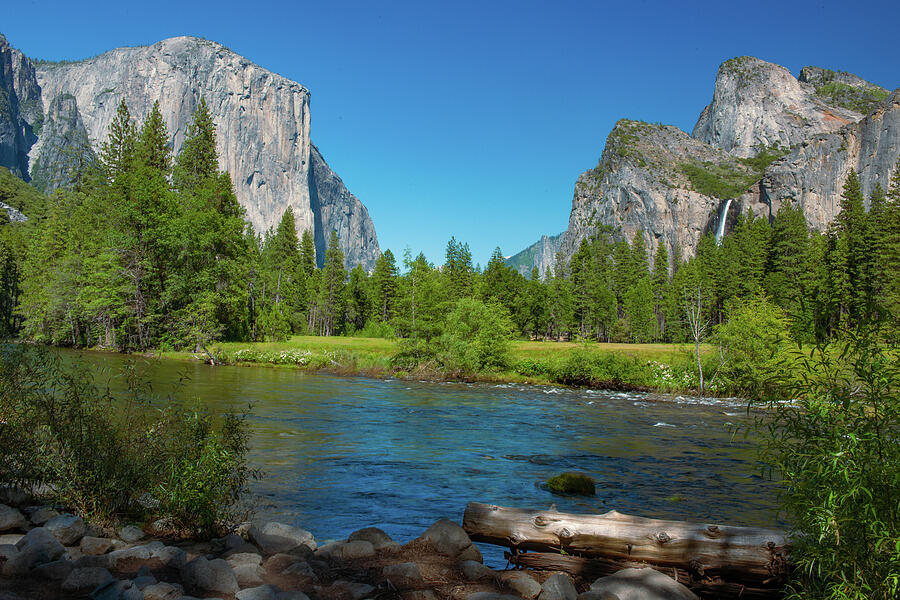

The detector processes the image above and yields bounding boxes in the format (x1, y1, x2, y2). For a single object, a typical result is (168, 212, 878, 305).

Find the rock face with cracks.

(0, 33, 380, 270)
(508, 55, 896, 275)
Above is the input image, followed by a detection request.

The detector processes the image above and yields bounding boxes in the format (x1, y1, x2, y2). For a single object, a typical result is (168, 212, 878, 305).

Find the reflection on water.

(65, 351, 779, 558)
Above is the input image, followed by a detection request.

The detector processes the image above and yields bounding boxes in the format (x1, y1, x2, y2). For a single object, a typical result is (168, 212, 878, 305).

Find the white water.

(715, 198, 733, 245)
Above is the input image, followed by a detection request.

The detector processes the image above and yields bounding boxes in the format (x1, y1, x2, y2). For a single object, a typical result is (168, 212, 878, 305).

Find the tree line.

(0, 99, 898, 353)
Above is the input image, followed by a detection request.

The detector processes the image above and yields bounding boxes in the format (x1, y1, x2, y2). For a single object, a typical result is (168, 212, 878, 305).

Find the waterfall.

(715, 198, 733, 245)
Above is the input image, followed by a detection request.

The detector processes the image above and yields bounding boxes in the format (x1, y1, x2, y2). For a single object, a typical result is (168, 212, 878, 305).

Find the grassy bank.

(162, 336, 720, 394)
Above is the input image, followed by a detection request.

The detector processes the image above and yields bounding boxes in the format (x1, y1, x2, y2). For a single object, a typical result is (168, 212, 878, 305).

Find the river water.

(65, 351, 779, 562)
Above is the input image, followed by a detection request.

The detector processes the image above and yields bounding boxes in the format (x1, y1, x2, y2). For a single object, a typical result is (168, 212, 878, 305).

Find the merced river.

(66, 350, 780, 564)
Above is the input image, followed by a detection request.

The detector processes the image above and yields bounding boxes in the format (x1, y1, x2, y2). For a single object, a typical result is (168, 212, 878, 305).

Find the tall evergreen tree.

(371, 249, 398, 323)
(318, 230, 346, 336)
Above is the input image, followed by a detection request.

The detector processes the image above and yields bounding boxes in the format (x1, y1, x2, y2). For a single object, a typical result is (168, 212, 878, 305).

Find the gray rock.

(152, 544, 187, 569)
(249, 521, 317, 555)
(275, 593, 310, 600)
(459, 560, 493, 581)
(118, 525, 145, 543)
(227, 551, 263, 566)
(27, 36, 380, 270)
(577, 592, 620, 600)
(330, 581, 375, 600)
(283, 560, 317, 580)
(348, 526, 395, 549)
(0, 37, 40, 181)
(458, 543, 483, 563)
(313, 540, 344, 561)
(0, 533, 23, 545)
(31, 506, 59, 527)
(16, 526, 66, 564)
(61, 566, 114, 592)
(401, 592, 437, 600)
(91, 579, 144, 600)
(502, 572, 542, 600)
(236, 585, 280, 600)
(468, 593, 522, 600)
(762, 90, 900, 233)
(44, 513, 86, 545)
(34, 558, 74, 580)
(382, 562, 425, 589)
(233, 562, 266, 587)
(590, 568, 698, 600)
(417, 519, 472, 556)
(222, 532, 260, 556)
(539, 573, 577, 600)
(81, 536, 115, 555)
(693, 56, 864, 157)
(0, 544, 29, 576)
(336, 539, 375, 560)
(0, 504, 26, 531)
(264, 552, 303, 574)
(180, 556, 239, 594)
(134, 573, 158, 589)
(142, 582, 185, 600)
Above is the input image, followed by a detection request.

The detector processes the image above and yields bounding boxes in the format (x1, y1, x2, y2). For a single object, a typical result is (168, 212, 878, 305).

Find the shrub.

(546, 472, 596, 496)
(756, 326, 900, 599)
(713, 293, 791, 396)
(356, 319, 396, 339)
(0, 344, 256, 536)
(436, 298, 514, 373)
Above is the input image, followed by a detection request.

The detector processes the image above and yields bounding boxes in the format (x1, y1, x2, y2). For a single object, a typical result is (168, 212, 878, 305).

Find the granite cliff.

(0, 35, 41, 181)
(510, 56, 896, 276)
(0, 34, 379, 269)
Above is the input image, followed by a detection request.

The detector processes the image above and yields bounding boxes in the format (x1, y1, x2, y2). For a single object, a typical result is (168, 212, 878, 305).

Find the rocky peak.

(556, 118, 764, 268)
(8, 33, 380, 269)
(798, 66, 890, 115)
(692, 56, 860, 158)
(28, 92, 95, 193)
(762, 88, 900, 229)
(0, 35, 42, 180)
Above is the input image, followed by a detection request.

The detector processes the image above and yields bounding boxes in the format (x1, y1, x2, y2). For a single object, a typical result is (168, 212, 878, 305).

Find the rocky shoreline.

(0, 490, 700, 600)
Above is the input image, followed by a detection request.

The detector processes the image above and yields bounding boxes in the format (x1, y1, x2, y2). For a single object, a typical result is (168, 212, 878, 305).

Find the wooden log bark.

(508, 551, 783, 600)
(463, 502, 790, 586)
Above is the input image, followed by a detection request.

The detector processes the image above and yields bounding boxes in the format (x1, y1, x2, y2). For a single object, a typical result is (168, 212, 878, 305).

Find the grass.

(161, 335, 718, 393)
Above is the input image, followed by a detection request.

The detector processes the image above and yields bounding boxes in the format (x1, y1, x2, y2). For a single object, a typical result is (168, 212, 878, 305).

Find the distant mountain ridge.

(0, 34, 380, 269)
(509, 56, 896, 276)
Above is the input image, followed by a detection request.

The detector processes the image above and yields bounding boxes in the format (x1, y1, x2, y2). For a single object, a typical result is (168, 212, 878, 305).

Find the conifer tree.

(371, 249, 398, 323)
(318, 230, 346, 336)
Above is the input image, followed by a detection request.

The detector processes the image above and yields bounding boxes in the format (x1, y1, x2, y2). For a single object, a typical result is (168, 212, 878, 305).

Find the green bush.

(356, 319, 396, 339)
(546, 472, 596, 496)
(0, 345, 256, 536)
(756, 327, 900, 599)
(713, 293, 791, 396)
(436, 298, 514, 373)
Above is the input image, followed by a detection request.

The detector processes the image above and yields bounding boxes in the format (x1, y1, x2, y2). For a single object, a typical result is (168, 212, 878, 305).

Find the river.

(65, 350, 779, 563)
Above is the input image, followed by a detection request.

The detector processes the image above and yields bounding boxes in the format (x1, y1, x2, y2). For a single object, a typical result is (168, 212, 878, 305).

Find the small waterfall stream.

(715, 198, 733, 245)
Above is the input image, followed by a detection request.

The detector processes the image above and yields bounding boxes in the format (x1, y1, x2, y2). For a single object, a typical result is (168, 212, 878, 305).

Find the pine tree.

(652, 240, 670, 340)
(765, 200, 813, 339)
(100, 99, 136, 185)
(344, 265, 370, 333)
(173, 97, 218, 194)
(371, 249, 398, 323)
(318, 230, 346, 336)
(443, 236, 474, 301)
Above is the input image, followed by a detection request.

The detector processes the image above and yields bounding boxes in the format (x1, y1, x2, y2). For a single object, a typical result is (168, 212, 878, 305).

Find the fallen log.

(507, 551, 782, 600)
(463, 502, 790, 587)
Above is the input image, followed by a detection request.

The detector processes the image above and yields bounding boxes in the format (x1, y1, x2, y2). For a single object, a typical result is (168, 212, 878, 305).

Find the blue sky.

(4, 0, 898, 267)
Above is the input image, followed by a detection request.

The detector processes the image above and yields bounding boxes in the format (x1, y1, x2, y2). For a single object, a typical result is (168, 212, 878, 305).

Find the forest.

(0, 100, 898, 361)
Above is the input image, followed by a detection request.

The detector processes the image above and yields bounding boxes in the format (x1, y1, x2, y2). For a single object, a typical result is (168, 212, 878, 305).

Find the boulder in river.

(249, 521, 317, 555)
(590, 568, 698, 600)
(417, 519, 472, 556)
